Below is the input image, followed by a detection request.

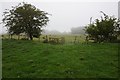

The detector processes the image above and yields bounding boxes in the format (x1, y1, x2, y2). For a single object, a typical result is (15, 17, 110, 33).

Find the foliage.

(85, 11, 120, 42)
(2, 2, 49, 40)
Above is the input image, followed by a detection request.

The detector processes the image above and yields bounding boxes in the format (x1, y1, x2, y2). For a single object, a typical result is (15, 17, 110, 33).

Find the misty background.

(0, 1, 118, 34)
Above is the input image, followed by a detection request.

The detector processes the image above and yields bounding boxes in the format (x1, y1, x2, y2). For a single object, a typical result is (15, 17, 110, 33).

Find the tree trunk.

(29, 34, 33, 40)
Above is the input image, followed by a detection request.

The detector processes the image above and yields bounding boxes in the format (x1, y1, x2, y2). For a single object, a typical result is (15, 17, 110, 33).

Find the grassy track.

(2, 39, 119, 78)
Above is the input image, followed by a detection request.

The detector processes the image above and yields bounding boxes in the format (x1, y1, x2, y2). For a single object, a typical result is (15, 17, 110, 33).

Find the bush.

(43, 39, 49, 43)
(21, 38, 29, 40)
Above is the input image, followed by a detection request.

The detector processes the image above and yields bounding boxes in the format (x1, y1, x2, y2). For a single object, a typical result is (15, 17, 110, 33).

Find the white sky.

(0, 0, 119, 34)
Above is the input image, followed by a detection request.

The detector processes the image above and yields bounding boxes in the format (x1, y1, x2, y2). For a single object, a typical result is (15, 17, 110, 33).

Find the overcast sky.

(0, 0, 118, 34)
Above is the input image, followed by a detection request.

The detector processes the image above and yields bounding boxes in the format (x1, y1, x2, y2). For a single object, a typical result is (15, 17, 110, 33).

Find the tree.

(84, 11, 119, 42)
(2, 2, 50, 40)
(71, 27, 85, 34)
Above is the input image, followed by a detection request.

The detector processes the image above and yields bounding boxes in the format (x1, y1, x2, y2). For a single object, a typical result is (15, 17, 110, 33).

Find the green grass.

(2, 39, 119, 78)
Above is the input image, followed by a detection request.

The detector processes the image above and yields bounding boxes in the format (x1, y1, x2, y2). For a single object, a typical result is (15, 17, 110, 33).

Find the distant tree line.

(71, 27, 85, 34)
(84, 11, 120, 43)
(42, 29, 62, 35)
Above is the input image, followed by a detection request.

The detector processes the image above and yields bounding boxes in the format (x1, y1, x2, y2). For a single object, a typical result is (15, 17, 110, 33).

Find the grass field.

(1, 34, 86, 43)
(2, 37, 119, 78)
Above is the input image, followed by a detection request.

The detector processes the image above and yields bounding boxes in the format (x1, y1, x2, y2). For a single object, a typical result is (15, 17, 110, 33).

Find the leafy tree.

(2, 2, 50, 40)
(85, 11, 119, 42)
